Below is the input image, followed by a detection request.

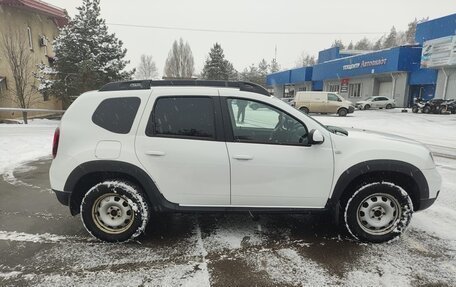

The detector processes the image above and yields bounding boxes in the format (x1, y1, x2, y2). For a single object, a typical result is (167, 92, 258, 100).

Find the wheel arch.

(327, 160, 429, 212)
(64, 160, 177, 215)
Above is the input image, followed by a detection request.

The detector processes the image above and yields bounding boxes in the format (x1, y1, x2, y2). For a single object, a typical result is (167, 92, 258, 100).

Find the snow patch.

(0, 231, 68, 243)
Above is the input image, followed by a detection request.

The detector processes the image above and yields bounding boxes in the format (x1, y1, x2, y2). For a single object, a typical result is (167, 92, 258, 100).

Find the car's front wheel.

(344, 182, 413, 243)
(338, 108, 348, 117)
(81, 181, 150, 242)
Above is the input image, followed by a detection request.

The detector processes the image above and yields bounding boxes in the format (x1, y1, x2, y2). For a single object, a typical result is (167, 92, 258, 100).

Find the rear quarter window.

(92, 97, 141, 134)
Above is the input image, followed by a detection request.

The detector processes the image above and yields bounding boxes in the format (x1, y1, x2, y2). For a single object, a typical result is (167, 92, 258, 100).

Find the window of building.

(26, 27, 33, 50)
(226, 99, 308, 145)
(92, 97, 141, 134)
(0, 77, 7, 96)
(147, 97, 216, 140)
(348, 83, 362, 98)
(328, 84, 340, 93)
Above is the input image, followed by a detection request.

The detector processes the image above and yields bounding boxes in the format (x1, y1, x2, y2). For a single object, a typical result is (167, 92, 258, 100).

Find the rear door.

(135, 90, 230, 206)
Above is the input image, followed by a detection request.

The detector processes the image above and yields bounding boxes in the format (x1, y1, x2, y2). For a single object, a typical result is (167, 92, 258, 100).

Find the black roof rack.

(99, 80, 270, 96)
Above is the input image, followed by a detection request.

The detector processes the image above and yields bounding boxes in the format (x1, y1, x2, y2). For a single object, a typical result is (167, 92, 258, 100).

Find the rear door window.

(146, 97, 216, 140)
(92, 97, 141, 134)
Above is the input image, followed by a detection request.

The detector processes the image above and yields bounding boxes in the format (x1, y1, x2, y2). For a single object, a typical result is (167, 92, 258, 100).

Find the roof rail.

(99, 80, 270, 96)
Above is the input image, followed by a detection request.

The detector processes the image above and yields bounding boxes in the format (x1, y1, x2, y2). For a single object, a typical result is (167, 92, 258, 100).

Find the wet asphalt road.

(0, 158, 455, 286)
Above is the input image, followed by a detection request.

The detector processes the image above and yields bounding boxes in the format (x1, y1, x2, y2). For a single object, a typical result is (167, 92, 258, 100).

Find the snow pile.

(0, 120, 58, 177)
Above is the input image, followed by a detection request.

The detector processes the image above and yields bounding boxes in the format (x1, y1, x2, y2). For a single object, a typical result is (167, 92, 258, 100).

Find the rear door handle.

(145, 151, 166, 156)
(233, 155, 253, 160)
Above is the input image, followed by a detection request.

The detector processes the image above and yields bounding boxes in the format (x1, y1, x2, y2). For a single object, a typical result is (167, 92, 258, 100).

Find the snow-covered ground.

(0, 111, 455, 286)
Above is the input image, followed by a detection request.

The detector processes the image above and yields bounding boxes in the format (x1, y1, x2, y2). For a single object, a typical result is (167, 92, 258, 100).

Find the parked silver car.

(355, 96, 396, 110)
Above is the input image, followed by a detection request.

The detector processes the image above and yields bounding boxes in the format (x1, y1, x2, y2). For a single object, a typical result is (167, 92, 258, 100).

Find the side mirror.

(308, 129, 325, 145)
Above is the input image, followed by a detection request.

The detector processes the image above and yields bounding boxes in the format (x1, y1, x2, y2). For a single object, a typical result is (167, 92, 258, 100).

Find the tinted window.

(92, 97, 141, 134)
(227, 99, 308, 145)
(147, 97, 215, 140)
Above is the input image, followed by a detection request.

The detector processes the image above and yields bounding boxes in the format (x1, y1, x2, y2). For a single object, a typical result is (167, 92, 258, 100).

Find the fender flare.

(327, 159, 429, 210)
(64, 160, 180, 214)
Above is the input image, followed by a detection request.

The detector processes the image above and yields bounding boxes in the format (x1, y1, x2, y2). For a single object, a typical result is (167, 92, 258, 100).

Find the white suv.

(50, 80, 441, 243)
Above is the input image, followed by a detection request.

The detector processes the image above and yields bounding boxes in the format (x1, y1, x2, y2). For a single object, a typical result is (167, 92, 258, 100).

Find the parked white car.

(50, 80, 440, 243)
(356, 96, 396, 110)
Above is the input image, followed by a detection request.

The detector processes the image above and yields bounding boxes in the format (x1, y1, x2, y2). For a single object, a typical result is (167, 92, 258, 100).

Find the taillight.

(52, 127, 60, 158)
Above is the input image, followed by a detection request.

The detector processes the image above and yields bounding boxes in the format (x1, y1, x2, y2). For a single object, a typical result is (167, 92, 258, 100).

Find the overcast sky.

(46, 0, 455, 77)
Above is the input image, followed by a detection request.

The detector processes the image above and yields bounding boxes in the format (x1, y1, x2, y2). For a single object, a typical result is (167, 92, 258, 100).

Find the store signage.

(421, 35, 456, 68)
(340, 79, 349, 93)
(343, 58, 388, 70)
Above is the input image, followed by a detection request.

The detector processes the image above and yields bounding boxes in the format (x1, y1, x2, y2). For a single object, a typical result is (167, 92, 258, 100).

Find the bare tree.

(1, 28, 37, 124)
(135, 55, 158, 80)
(295, 52, 316, 67)
(163, 38, 194, 78)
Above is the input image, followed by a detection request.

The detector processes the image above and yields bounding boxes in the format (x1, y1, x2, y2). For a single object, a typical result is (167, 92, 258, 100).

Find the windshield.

(365, 97, 373, 101)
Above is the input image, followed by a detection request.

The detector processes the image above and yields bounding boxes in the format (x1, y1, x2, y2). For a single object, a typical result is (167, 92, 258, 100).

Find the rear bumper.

(53, 189, 71, 206)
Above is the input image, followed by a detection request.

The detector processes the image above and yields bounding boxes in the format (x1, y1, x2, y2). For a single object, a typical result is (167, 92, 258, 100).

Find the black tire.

(386, 104, 393, 109)
(411, 106, 419, 113)
(81, 181, 150, 242)
(364, 104, 371, 110)
(299, 107, 309, 114)
(338, 108, 348, 117)
(344, 182, 413, 243)
(423, 106, 431, 114)
(438, 105, 447, 114)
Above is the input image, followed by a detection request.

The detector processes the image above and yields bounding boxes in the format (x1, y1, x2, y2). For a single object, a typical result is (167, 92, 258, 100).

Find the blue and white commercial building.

(266, 13, 456, 107)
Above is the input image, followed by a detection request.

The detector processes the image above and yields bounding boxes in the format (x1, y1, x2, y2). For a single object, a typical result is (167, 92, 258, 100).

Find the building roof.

(0, 0, 68, 27)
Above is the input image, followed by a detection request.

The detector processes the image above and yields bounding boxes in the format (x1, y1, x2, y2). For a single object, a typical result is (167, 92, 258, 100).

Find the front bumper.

(53, 189, 71, 206)
(418, 192, 439, 211)
(348, 106, 355, 113)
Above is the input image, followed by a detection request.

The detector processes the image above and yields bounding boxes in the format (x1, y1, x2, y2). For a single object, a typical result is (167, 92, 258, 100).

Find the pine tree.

(347, 41, 354, 50)
(164, 38, 194, 78)
(270, 58, 280, 73)
(383, 26, 398, 48)
(331, 39, 345, 49)
(405, 18, 419, 44)
(354, 38, 372, 50)
(201, 43, 237, 81)
(373, 37, 383, 50)
(46, 0, 133, 106)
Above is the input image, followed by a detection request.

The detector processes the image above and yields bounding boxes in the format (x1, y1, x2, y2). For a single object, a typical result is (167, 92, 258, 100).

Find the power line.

(106, 22, 385, 35)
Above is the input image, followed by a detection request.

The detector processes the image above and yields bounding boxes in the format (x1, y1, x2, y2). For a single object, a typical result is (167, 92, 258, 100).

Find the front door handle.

(145, 151, 166, 156)
(233, 155, 253, 160)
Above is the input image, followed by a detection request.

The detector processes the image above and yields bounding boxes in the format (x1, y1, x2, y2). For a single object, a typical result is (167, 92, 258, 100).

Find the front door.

(135, 95, 230, 206)
(224, 98, 334, 208)
(325, 93, 342, 113)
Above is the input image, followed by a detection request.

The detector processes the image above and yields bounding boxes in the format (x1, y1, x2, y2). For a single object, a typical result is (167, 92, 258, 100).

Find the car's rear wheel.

(338, 108, 348, 117)
(299, 107, 309, 114)
(386, 104, 393, 109)
(364, 104, 371, 110)
(344, 182, 413, 243)
(81, 181, 150, 242)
